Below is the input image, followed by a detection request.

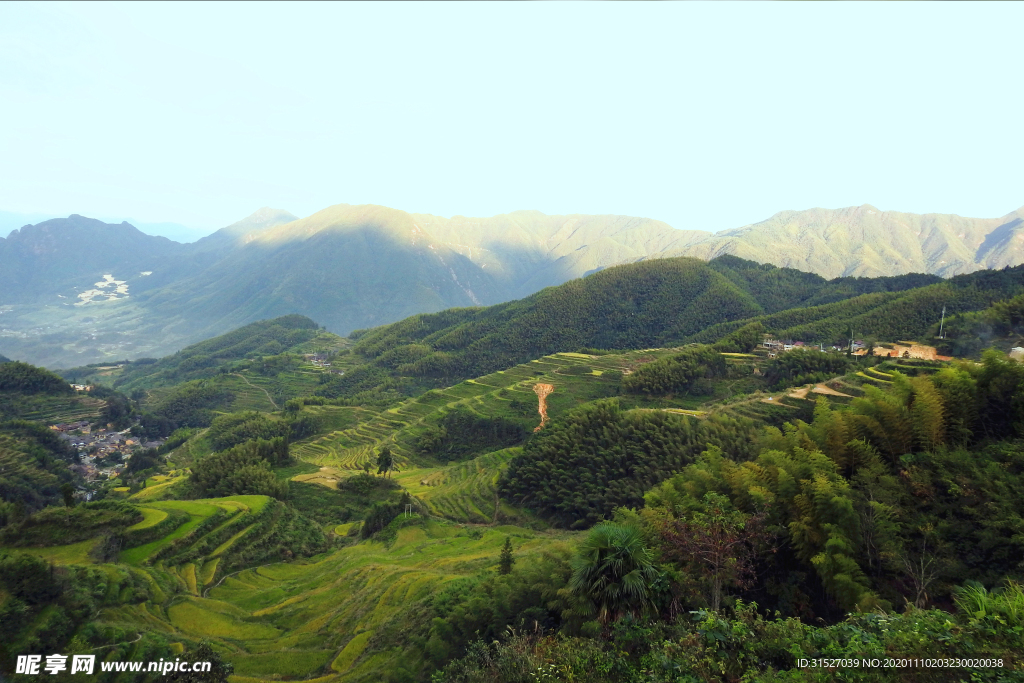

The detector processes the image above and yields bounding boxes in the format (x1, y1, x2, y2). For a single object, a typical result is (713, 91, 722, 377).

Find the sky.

(1, 1, 1023, 241)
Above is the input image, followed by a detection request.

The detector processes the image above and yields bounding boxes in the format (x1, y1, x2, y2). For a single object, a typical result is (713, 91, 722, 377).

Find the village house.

(852, 343, 951, 361)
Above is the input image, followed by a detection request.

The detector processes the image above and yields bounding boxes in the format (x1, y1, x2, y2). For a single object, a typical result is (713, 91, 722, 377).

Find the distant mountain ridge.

(1, 201, 1022, 368)
(676, 204, 1024, 278)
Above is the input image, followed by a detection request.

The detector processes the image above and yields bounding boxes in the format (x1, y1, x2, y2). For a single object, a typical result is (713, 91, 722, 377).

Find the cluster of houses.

(304, 353, 332, 369)
(761, 336, 951, 361)
(853, 343, 951, 361)
(49, 421, 163, 481)
(761, 338, 852, 358)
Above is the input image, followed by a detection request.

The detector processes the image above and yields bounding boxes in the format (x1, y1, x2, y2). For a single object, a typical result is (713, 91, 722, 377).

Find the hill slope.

(340, 256, 1024, 398)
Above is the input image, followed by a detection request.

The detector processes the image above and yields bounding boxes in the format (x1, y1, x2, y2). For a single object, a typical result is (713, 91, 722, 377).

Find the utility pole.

(938, 305, 946, 339)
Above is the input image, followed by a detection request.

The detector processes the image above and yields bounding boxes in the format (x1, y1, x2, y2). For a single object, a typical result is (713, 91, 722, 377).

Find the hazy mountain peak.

(223, 207, 298, 236)
(190, 207, 299, 251)
(251, 203, 422, 245)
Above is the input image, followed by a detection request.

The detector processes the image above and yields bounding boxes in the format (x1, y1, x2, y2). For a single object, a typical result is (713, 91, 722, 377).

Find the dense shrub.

(416, 406, 527, 462)
(622, 345, 727, 395)
(0, 361, 72, 394)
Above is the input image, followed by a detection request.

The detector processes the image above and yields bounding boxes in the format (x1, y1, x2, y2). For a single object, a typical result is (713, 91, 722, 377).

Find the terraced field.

(16, 394, 107, 423)
(140, 365, 328, 417)
(394, 449, 525, 524)
(0, 433, 63, 498)
(96, 521, 576, 682)
(129, 472, 189, 502)
(287, 348, 794, 525)
(291, 351, 643, 473)
(118, 496, 272, 595)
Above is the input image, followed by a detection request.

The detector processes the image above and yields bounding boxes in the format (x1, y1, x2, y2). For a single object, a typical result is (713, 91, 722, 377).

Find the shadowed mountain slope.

(0, 215, 186, 304)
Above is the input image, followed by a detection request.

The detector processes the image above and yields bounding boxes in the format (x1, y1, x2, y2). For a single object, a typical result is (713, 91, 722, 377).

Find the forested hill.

(706, 255, 941, 313)
(686, 262, 1024, 350)
(336, 256, 1021, 398)
(73, 314, 337, 390)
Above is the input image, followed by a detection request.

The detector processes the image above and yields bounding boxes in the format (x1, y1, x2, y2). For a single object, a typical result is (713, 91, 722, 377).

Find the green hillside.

(5, 341, 1024, 681)
(8, 265, 1024, 681)
(0, 420, 79, 514)
(687, 263, 1024, 348)
(331, 256, 1024, 402)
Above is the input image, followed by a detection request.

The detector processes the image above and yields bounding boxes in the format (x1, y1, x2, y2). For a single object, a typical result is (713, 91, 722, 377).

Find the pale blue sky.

(1, 1, 1022, 240)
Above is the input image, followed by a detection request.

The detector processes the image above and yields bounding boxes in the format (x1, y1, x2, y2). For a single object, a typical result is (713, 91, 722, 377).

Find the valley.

(4, 256, 1024, 682)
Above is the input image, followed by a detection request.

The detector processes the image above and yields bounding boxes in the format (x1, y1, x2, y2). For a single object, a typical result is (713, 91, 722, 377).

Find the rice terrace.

(3, 3, 1024, 681)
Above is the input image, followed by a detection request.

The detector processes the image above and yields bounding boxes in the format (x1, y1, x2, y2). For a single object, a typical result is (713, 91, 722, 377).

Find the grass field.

(127, 506, 168, 530)
(18, 538, 98, 564)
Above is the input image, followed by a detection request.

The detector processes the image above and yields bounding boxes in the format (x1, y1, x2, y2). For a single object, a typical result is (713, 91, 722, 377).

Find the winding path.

(231, 373, 279, 410)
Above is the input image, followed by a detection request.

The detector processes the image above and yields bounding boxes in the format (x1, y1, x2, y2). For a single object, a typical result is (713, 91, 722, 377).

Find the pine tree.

(498, 537, 515, 575)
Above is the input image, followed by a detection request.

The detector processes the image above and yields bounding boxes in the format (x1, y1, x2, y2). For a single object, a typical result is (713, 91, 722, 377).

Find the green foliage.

(634, 357, 1024, 616)
(125, 449, 163, 476)
(567, 522, 660, 624)
(0, 419, 79, 512)
(122, 507, 190, 549)
(622, 345, 727, 395)
(0, 550, 62, 604)
(0, 500, 140, 547)
(657, 492, 770, 612)
(112, 315, 319, 389)
(376, 445, 395, 478)
(289, 475, 402, 526)
(0, 549, 168, 673)
(498, 537, 515, 575)
(691, 264, 1024, 350)
(206, 411, 288, 452)
(712, 321, 766, 353)
(421, 547, 574, 670)
(499, 399, 758, 528)
(0, 361, 72, 394)
(360, 492, 413, 539)
(351, 258, 766, 395)
(974, 349, 1024, 439)
(933, 292, 1024, 356)
(416, 406, 527, 462)
(437, 599, 1024, 683)
(953, 580, 1024, 626)
(167, 641, 233, 683)
(187, 439, 289, 499)
(149, 380, 231, 429)
(763, 347, 850, 389)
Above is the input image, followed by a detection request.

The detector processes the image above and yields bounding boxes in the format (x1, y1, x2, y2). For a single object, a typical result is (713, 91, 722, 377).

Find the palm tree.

(567, 522, 660, 624)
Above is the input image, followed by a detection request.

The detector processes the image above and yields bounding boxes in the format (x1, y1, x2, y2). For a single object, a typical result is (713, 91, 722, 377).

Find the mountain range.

(1, 201, 1021, 368)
